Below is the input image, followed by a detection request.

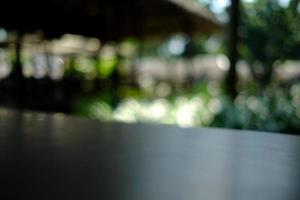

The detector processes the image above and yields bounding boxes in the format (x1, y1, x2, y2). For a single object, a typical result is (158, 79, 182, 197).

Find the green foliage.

(97, 57, 118, 78)
(212, 83, 300, 133)
(73, 95, 113, 121)
(239, 0, 300, 82)
(73, 81, 300, 134)
(73, 56, 97, 79)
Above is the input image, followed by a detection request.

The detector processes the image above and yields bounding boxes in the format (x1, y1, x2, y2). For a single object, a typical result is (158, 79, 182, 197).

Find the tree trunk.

(226, 0, 240, 98)
(10, 31, 25, 109)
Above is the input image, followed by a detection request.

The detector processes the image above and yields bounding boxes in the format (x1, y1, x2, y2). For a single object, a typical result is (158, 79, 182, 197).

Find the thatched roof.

(0, 0, 222, 41)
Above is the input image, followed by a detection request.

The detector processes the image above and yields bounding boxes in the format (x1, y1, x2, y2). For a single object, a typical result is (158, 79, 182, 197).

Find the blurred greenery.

(71, 0, 300, 134)
(212, 82, 300, 133)
(240, 0, 300, 84)
(1, 0, 300, 134)
(73, 81, 300, 133)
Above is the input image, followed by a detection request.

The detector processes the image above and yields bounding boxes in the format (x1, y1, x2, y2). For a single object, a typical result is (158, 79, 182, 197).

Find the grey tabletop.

(0, 108, 300, 200)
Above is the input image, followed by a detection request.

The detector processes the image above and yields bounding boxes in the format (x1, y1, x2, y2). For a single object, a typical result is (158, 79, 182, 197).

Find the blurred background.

(0, 0, 299, 134)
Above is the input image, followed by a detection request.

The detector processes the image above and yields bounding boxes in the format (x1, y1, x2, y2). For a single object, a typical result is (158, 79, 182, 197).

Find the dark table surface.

(1, 108, 300, 200)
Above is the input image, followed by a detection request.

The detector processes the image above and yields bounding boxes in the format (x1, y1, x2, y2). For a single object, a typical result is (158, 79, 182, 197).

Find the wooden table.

(1, 108, 300, 200)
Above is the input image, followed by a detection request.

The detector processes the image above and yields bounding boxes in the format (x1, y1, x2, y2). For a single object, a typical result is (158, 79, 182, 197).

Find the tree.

(239, 0, 300, 84)
(226, 0, 240, 98)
